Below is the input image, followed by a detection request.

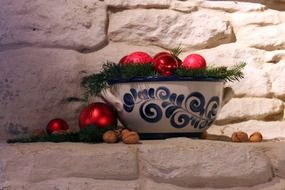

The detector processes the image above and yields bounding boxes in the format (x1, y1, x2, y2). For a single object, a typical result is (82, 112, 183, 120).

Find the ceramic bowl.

(101, 76, 233, 139)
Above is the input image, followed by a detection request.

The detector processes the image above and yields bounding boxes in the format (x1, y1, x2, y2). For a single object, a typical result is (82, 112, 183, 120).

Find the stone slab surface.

(0, 143, 138, 185)
(139, 138, 273, 188)
(2, 178, 139, 190)
(1, 139, 285, 189)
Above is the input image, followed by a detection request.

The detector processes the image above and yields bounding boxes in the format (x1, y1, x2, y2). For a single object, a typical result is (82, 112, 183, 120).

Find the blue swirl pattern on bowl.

(123, 86, 220, 129)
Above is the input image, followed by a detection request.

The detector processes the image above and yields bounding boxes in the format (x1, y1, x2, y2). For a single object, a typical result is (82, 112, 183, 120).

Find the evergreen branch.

(81, 62, 246, 97)
(7, 125, 114, 144)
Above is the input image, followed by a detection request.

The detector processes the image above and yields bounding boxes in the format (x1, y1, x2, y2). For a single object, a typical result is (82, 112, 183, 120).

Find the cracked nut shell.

(103, 130, 118, 143)
(249, 132, 263, 142)
(231, 131, 249, 142)
(122, 131, 140, 144)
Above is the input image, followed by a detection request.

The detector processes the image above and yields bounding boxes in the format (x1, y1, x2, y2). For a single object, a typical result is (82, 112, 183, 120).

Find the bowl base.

(139, 132, 203, 140)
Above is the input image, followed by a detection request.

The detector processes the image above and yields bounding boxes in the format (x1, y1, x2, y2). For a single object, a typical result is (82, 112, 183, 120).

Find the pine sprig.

(175, 62, 246, 82)
(81, 62, 246, 97)
(81, 62, 157, 97)
(7, 125, 113, 144)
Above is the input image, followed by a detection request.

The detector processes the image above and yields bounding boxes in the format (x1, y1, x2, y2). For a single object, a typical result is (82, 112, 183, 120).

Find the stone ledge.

(1, 139, 285, 189)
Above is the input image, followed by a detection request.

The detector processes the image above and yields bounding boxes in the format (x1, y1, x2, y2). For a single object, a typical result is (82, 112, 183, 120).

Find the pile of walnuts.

(231, 131, 263, 143)
(103, 128, 140, 144)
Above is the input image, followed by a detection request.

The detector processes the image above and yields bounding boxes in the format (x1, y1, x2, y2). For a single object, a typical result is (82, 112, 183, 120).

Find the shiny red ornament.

(182, 54, 207, 70)
(154, 53, 179, 76)
(79, 102, 117, 128)
(119, 55, 128, 64)
(119, 51, 153, 65)
(46, 118, 69, 134)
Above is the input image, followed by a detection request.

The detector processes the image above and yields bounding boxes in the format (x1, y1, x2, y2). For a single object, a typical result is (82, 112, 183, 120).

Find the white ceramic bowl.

(101, 77, 233, 139)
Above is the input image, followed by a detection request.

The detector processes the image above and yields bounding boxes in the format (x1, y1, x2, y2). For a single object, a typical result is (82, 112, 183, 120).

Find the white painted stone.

(265, 50, 285, 63)
(263, 62, 285, 99)
(180, 44, 266, 68)
(1, 178, 139, 190)
(170, 1, 201, 13)
(83, 42, 164, 74)
(0, 0, 107, 51)
(230, 10, 281, 27)
(0, 143, 138, 185)
(217, 98, 284, 124)
(201, 1, 266, 13)
(139, 139, 273, 188)
(109, 9, 234, 50)
(105, 0, 170, 8)
(228, 65, 271, 97)
(208, 120, 285, 140)
(0, 48, 85, 141)
(235, 24, 285, 51)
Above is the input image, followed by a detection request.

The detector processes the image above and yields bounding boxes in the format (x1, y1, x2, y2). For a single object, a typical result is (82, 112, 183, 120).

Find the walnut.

(249, 132, 263, 142)
(103, 130, 118, 143)
(122, 131, 140, 144)
(121, 129, 131, 136)
(231, 131, 249, 142)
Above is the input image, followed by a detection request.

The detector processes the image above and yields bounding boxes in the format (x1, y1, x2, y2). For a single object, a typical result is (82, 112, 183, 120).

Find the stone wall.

(1, 0, 285, 140)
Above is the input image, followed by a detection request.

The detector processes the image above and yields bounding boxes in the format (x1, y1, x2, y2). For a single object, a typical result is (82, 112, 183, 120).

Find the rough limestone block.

(201, 1, 266, 12)
(230, 10, 281, 27)
(1, 178, 139, 190)
(170, 1, 201, 13)
(180, 44, 266, 68)
(109, 9, 234, 50)
(139, 138, 273, 188)
(235, 24, 285, 51)
(216, 98, 284, 124)
(0, 143, 138, 185)
(0, 48, 86, 141)
(0, 0, 107, 52)
(264, 144, 285, 179)
(143, 177, 285, 190)
(208, 120, 285, 140)
(264, 62, 285, 99)
(265, 50, 285, 64)
(83, 42, 164, 74)
(228, 65, 270, 97)
(105, 0, 171, 8)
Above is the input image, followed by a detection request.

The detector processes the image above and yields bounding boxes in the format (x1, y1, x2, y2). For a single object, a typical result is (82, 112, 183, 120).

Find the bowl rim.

(108, 76, 224, 84)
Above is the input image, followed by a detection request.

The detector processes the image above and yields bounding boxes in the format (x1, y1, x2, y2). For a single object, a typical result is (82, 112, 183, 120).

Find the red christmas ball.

(79, 102, 117, 128)
(154, 53, 179, 76)
(119, 55, 128, 64)
(46, 118, 69, 134)
(119, 51, 153, 65)
(182, 54, 207, 69)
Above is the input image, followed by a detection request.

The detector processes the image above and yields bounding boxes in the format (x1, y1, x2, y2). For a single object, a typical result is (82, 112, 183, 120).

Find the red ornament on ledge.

(46, 118, 69, 134)
(79, 102, 117, 128)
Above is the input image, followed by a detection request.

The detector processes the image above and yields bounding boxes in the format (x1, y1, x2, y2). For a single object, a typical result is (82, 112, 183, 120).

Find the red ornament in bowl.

(153, 52, 180, 76)
(119, 51, 153, 65)
(79, 102, 117, 128)
(46, 118, 69, 134)
(182, 54, 207, 70)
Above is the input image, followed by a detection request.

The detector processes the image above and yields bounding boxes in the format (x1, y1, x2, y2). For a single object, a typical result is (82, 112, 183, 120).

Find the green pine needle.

(7, 125, 115, 144)
(81, 62, 246, 97)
